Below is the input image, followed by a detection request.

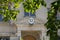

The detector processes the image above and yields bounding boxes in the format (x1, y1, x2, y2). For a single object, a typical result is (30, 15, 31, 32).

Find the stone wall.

(10, 37, 19, 40)
(16, 0, 57, 23)
(0, 22, 17, 36)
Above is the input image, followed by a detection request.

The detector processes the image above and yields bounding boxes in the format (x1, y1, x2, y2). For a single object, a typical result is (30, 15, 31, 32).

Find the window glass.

(30, 12, 36, 17)
(56, 12, 60, 20)
(24, 12, 29, 17)
(24, 12, 36, 17)
(0, 14, 2, 21)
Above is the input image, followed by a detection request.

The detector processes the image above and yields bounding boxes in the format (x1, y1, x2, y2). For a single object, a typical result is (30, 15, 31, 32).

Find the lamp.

(28, 17, 34, 25)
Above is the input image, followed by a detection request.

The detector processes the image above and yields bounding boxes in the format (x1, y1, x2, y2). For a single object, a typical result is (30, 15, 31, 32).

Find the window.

(24, 12, 29, 16)
(0, 9, 3, 21)
(56, 11, 60, 20)
(24, 12, 36, 17)
(0, 14, 3, 21)
(30, 12, 36, 17)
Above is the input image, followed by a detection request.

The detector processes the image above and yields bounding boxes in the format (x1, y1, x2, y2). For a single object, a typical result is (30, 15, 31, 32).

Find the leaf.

(11, 17, 14, 20)
(30, 4, 33, 8)
(25, 9, 29, 13)
(36, 4, 38, 7)
(54, 2, 57, 6)
(14, 3, 20, 8)
(32, 10, 35, 14)
(41, 0, 46, 6)
(51, 6, 54, 9)
(3, 14, 6, 17)
(36, 4, 41, 9)
(51, 9, 55, 13)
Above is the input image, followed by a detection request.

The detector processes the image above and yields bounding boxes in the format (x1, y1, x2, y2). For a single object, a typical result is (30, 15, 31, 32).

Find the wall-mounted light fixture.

(28, 17, 34, 25)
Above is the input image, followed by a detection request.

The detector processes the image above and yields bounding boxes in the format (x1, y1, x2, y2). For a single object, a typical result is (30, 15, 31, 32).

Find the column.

(41, 31, 44, 40)
(39, 31, 42, 40)
(41, 29, 46, 40)
(41, 29, 50, 40)
(17, 31, 21, 40)
(17, 25, 21, 40)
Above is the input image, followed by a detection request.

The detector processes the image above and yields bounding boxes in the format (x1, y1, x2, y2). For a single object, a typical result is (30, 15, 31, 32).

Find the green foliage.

(0, 0, 46, 21)
(45, 0, 60, 40)
(23, 0, 46, 14)
(0, 0, 23, 21)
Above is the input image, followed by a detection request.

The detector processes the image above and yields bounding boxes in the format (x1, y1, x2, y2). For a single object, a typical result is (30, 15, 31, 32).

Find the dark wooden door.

(23, 35, 36, 40)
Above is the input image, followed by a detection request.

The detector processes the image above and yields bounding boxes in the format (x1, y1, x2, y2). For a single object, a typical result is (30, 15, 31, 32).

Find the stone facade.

(0, 0, 59, 40)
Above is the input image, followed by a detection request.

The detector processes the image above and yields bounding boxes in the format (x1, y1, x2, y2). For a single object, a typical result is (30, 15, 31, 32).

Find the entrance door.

(23, 35, 36, 40)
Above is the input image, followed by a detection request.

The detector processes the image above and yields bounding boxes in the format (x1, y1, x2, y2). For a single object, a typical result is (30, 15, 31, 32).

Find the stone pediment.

(14, 17, 47, 32)
(16, 17, 46, 25)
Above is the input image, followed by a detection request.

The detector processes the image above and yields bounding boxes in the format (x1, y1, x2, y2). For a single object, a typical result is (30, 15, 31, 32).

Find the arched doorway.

(23, 35, 36, 40)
